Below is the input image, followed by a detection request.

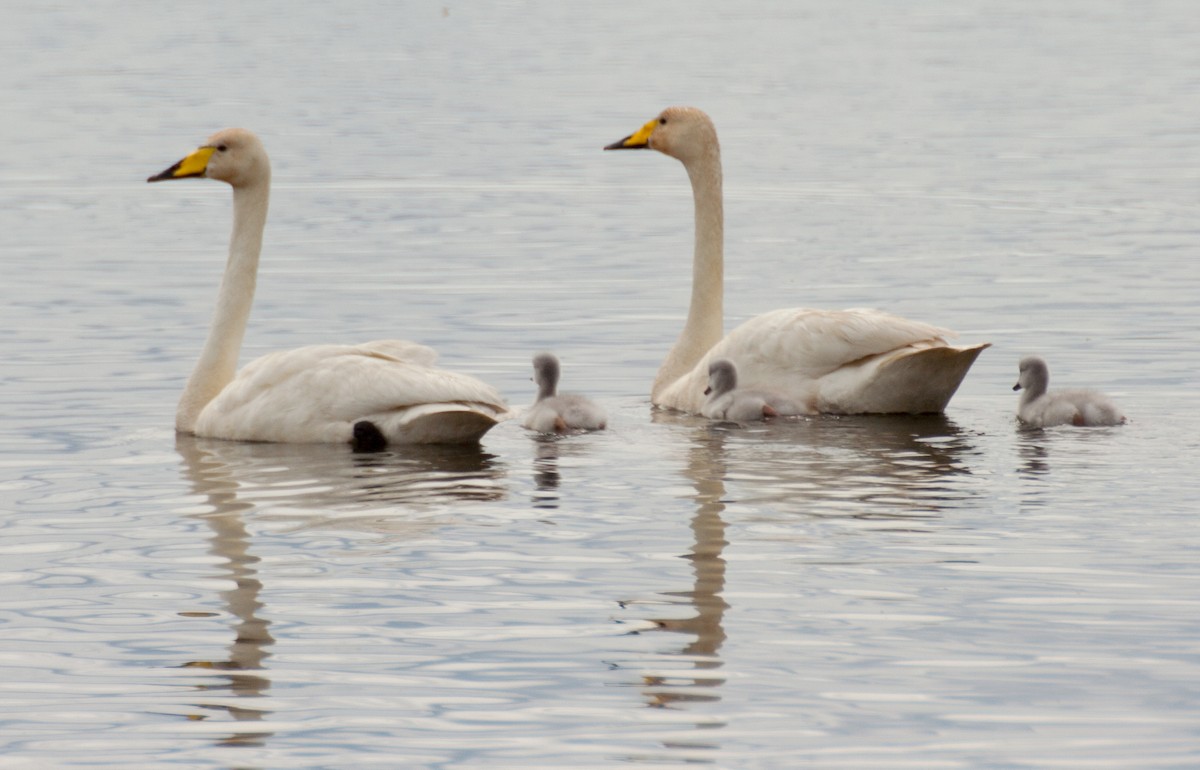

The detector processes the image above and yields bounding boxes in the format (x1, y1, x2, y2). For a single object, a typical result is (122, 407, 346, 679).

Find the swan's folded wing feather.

(658, 307, 973, 414)
(721, 308, 952, 378)
(348, 339, 440, 366)
(195, 343, 507, 442)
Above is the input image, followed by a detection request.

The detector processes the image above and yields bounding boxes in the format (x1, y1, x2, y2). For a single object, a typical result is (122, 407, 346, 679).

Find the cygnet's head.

(148, 127, 270, 189)
(704, 359, 738, 397)
(604, 106, 720, 166)
(532, 352, 561, 399)
(1014, 355, 1050, 393)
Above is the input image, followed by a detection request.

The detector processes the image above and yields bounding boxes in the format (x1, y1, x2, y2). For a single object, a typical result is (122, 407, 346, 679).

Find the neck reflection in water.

(617, 411, 979, 758)
(176, 435, 276, 747)
(642, 426, 730, 712)
(174, 435, 508, 748)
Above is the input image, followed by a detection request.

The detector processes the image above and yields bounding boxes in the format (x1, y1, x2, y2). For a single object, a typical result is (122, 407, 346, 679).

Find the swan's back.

(662, 308, 989, 414)
(196, 341, 509, 443)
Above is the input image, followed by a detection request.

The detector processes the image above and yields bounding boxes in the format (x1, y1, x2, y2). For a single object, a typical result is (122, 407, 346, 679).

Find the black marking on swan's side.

(352, 420, 388, 452)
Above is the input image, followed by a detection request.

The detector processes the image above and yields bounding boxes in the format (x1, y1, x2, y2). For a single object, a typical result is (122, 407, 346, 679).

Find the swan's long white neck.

(176, 178, 270, 432)
(652, 145, 724, 401)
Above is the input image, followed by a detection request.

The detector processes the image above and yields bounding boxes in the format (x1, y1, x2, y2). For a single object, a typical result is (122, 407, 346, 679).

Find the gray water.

(3, 2, 1199, 767)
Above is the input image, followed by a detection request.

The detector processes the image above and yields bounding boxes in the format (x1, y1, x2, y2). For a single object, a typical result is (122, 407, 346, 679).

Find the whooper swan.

(1013, 355, 1125, 427)
(605, 106, 990, 415)
(147, 128, 509, 447)
(522, 353, 607, 433)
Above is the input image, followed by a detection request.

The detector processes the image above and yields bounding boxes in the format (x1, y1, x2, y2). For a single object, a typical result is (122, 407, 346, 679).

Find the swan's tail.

(380, 403, 508, 445)
(852, 343, 991, 414)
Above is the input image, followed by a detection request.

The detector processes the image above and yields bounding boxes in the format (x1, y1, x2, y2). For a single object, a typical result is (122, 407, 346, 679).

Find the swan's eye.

(659, 117, 667, 125)
(216, 144, 228, 152)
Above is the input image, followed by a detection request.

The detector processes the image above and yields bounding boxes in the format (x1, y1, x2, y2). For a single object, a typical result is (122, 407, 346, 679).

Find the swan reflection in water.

(1015, 423, 1121, 508)
(173, 435, 509, 746)
(530, 435, 564, 509)
(178, 435, 507, 533)
(655, 411, 980, 522)
(637, 425, 730, 714)
(175, 435, 275, 747)
(620, 410, 980, 756)
(528, 432, 609, 510)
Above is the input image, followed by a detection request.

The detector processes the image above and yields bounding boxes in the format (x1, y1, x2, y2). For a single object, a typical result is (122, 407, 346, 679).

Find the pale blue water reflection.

(2, 0, 1200, 767)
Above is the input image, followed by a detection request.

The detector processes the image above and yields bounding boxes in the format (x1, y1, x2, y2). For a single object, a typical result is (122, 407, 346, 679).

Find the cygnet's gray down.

(523, 353, 607, 433)
(1013, 355, 1125, 427)
(701, 359, 803, 421)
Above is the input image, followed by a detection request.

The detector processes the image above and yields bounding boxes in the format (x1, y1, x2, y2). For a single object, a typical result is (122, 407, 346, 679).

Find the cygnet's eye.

(659, 117, 668, 125)
(216, 144, 228, 152)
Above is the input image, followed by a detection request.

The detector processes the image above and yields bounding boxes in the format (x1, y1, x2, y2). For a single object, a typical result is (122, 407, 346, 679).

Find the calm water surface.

(2, 1, 1199, 767)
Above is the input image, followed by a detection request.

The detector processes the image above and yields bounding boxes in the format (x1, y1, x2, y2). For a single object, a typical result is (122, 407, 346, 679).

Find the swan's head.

(148, 128, 270, 188)
(532, 352, 561, 398)
(704, 359, 738, 397)
(604, 106, 719, 165)
(1014, 355, 1049, 393)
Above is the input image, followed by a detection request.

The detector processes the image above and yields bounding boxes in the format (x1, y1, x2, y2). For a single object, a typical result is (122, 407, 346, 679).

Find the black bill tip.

(604, 134, 645, 151)
(147, 160, 185, 183)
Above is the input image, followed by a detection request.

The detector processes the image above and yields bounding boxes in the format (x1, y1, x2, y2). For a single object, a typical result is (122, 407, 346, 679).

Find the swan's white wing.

(349, 339, 441, 366)
(658, 307, 986, 414)
(194, 341, 509, 443)
(721, 307, 951, 374)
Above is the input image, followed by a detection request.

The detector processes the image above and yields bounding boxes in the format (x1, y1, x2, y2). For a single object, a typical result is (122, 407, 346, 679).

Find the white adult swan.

(702, 359, 803, 422)
(605, 106, 990, 414)
(523, 353, 607, 433)
(147, 128, 509, 447)
(1013, 355, 1125, 428)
